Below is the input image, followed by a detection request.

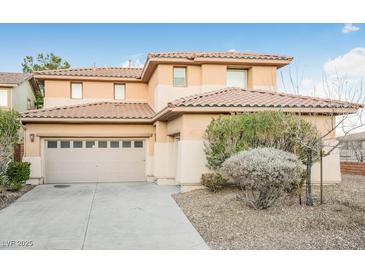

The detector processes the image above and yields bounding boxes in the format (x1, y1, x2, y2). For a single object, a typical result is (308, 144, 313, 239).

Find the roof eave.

(20, 117, 154, 124)
(154, 106, 360, 121)
(0, 83, 17, 87)
(33, 74, 142, 82)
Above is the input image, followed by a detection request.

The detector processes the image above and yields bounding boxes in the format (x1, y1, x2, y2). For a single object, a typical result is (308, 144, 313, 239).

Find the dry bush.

(221, 147, 305, 209)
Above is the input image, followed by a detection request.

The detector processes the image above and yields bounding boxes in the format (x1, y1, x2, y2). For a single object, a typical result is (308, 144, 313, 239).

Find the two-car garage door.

(45, 139, 146, 183)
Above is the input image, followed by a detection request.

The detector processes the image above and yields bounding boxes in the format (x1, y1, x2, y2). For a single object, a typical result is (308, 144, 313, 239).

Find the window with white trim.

(47, 141, 58, 148)
(110, 141, 120, 148)
(173, 67, 186, 87)
(134, 141, 143, 148)
(60, 141, 71, 148)
(114, 84, 125, 100)
(86, 141, 95, 148)
(122, 141, 131, 148)
(226, 69, 247, 88)
(73, 141, 83, 148)
(0, 89, 8, 107)
(98, 141, 108, 148)
(71, 83, 82, 99)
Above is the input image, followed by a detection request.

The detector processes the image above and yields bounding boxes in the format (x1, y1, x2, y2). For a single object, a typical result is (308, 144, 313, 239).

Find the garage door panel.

(45, 140, 146, 183)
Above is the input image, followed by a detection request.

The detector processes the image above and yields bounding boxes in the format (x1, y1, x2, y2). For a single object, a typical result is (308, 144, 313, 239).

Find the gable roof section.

(21, 102, 155, 121)
(0, 72, 32, 85)
(168, 87, 362, 110)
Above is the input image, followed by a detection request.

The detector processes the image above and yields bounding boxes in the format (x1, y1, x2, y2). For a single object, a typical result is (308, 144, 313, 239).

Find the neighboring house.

(338, 132, 365, 162)
(1, 72, 38, 160)
(0, 72, 38, 112)
(20, 52, 362, 189)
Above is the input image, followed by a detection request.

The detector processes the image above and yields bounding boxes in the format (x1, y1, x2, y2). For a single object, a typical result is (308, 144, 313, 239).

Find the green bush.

(0, 110, 21, 175)
(200, 172, 228, 192)
(4, 161, 31, 191)
(204, 112, 319, 169)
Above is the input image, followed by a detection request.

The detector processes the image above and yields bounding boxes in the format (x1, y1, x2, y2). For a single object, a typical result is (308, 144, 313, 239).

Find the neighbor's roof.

(0, 72, 32, 85)
(168, 87, 362, 110)
(21, 102, 155, 120)
(34, 67, 143, 78)
(148, 51, 293, 61)
(337, 131, 365, 141)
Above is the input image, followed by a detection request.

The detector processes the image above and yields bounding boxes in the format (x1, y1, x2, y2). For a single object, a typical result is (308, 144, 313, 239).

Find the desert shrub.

(3, 161, 31, 191)
(0, 110, 20, 176)
(221, 147, 305, 209)
(201, 172, 228, 192)
(204, 112, 319, 169)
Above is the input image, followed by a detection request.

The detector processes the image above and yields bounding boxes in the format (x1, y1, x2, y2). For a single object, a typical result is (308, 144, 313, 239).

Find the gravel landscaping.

(0, 185, 34, 210)
(173, 175, 365, 249)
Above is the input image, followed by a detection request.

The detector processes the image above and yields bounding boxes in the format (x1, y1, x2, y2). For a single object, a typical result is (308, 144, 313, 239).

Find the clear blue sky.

(0, 23, 363, 83)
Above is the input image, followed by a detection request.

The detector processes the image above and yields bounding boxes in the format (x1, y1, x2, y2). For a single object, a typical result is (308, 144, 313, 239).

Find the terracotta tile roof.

(169, 87, 361, 109)
(148, 51, 293, 61)
(0, 72, 32, 85)
(34, 67, 143, 78)
(21, 102, 155, 120)
(34, 51, 292, 79)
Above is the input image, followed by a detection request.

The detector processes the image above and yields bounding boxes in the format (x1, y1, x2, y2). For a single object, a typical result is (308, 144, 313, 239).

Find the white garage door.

(45, 139, 146, 183)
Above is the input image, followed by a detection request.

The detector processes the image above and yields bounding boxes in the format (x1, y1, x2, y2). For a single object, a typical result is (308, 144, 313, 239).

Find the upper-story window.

(114, 84, 126, 100)
(173, 67, 187, 87)
(227, 69, 247, 88)
(0, 89, 8, 107)
(71, 82, 83, 99)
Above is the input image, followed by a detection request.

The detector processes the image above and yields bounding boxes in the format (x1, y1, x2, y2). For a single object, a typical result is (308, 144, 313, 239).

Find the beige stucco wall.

(147, 64, 280, 112)
(44, 80, 148, 108)
(303, 115, 336, 139)
(12, 81, 36, 112)
(247, 66, 277, 91)
(157, 113, 341, 189)
(23, 111, 342, 188)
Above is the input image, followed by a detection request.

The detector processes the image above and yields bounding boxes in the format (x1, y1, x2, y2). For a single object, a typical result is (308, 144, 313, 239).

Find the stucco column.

(175, 114, 218, 191)
(153, 121, 177, 185)
(146, 136, 155, 182)
(23, 125, 44, 185)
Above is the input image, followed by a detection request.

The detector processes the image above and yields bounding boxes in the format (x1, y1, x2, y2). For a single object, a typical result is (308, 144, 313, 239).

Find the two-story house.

(0, 72, 37, 112)
(20, 52, 361, 190)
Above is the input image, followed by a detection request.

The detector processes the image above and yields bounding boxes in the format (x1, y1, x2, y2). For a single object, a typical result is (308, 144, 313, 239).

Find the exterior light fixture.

(30, 133, 35, 142)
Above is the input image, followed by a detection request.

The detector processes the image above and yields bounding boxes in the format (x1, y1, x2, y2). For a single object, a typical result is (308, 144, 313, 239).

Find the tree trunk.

(320, 148, 323, 205)
(306, 148, 313, 206)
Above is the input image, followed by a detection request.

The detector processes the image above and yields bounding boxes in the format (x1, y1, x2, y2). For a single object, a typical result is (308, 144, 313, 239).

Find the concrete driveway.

(0, 182, 208, 250)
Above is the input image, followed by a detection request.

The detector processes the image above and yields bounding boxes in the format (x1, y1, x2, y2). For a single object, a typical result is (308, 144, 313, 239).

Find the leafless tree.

(280, 67, 365, 206)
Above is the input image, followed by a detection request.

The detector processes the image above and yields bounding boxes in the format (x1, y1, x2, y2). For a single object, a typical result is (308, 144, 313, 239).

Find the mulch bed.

(173, 175, 365, 250)
(0, 185, 35, 210)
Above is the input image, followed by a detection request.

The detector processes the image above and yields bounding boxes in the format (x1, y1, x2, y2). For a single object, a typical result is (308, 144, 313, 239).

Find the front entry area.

(45, 139, 146, 183)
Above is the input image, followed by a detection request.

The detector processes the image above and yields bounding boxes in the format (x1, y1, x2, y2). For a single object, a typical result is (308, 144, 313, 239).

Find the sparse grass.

(173, 175, 365, 249)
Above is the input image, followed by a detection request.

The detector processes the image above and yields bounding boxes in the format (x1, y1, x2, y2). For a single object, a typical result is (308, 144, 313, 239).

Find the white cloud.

(342, 23, 360, 33)
(281, 48, 365, 135)
(324, 47, 365, 77)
